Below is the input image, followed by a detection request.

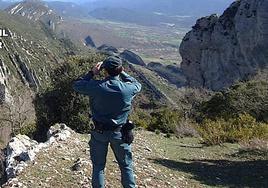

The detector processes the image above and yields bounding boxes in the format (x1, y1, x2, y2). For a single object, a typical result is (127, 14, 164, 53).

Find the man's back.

(73, 71, 141, 126)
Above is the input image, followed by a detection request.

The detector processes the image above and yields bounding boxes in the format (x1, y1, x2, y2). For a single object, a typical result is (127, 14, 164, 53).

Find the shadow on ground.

(150, 158, 268, 188)
(231, 149, 268, 160)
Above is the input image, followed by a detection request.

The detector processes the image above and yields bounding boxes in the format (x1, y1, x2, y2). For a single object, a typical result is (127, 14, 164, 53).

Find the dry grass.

(175, 119, 199, 138)
(240, 139, 268, 153)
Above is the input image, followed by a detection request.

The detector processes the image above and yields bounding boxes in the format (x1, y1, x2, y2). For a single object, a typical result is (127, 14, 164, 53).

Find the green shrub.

(198, 113, 268, 145)
(197, 118, 227, 145)
(155, 129, 161, 135)
(165, 133, 172, 138)
(130, 109, 151, 129)
(19, 123, 37, 138)
(239, 139, 268, 159)
(196, 74, 268, 122)
(148, 108, 182, 133)
(175, 119, 199, 138)
(34, 54, 104, 141)
(130, 107, 185, 134)
(69, 112, 92, 133)
(34, 54, 166, 140)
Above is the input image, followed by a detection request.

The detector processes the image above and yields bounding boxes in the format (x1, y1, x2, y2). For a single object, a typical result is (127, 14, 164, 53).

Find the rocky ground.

(2, 124, 267, 188)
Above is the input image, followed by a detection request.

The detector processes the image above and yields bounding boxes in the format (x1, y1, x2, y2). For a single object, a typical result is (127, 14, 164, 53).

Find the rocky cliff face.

(180, 0, 268, 90)
(0, 10, 72, 101)
(0, 11, 75, 146)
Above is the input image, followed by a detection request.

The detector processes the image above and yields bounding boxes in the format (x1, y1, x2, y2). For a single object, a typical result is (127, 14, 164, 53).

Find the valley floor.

(4, 130, 267, 188)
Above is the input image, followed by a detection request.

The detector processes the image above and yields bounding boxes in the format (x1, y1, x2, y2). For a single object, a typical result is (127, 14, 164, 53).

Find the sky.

(63, 0, 95, 1)
(1, 0, 96, 2)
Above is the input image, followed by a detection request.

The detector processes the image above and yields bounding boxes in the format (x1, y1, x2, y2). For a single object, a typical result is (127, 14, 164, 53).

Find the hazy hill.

(45, 1, 89, 18)
(85, 0, 234, 27)
(8, 0, 234, 28)
(89, 7, 194, 27)
(1, 0, 235, 19)
(0, 0, 13, 9)
(5, 0, 63, 30)
(85, 0, 234, 16)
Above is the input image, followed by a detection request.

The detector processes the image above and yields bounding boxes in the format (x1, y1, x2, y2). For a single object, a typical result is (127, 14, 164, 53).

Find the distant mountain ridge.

(45, 1, 89, 18)
(88, 7, 194, 27)
(0, 0, 13, 9)
(1, 0, 235, 18)
(85, 0, 234, 16)
(5, 0, 63, 30)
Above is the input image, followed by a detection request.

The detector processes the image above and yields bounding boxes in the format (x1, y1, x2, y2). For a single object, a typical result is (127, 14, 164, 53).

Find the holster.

(121, 120, 135, 144)
(92, 120, 122, 134)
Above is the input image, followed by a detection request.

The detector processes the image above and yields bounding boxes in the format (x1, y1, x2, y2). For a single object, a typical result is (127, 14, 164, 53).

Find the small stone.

(144, 146, 152, 152)
(71, 158, 83, 171)
(62, 157, 71, 161)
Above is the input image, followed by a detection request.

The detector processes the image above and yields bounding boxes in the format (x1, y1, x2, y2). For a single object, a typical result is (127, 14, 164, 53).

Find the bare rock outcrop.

(97, 44, 119, 56)
(180, 0, 268, 90)
(84, 36, 96, 48)
(5, 123, 74, 180)
(120, 50, 146, 66)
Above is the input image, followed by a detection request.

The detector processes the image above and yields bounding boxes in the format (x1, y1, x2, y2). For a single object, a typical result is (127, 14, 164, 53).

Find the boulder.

(5, 135, 38, 178)
(47, 123, 73, 142)
(180, 0, 268, 90)
(120, 50, 146, 66)
(5, 123, 74, 179)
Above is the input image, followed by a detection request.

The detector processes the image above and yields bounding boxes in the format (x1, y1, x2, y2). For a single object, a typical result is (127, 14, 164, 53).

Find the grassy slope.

(0, 11, 83, 145)
(6, 130, 267, 188)
(0, 11, 73, 88)
(133, 64, 183, 107)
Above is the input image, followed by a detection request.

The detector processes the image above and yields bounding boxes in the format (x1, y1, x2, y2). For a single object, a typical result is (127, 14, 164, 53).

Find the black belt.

(92, 120, 122, 133)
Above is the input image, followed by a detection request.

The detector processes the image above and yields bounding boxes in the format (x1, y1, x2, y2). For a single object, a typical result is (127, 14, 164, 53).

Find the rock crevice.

(0, 58, 12, 104)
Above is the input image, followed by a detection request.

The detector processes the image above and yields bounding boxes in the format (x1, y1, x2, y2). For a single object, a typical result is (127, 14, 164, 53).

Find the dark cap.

(101, 56, 123, 71)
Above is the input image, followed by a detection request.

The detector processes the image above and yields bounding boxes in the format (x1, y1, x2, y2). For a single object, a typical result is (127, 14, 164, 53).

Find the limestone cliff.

(180, 0, 268, 90)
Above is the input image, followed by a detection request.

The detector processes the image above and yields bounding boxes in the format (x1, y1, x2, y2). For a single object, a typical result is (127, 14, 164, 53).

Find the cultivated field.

(59, 18, 189, 65)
